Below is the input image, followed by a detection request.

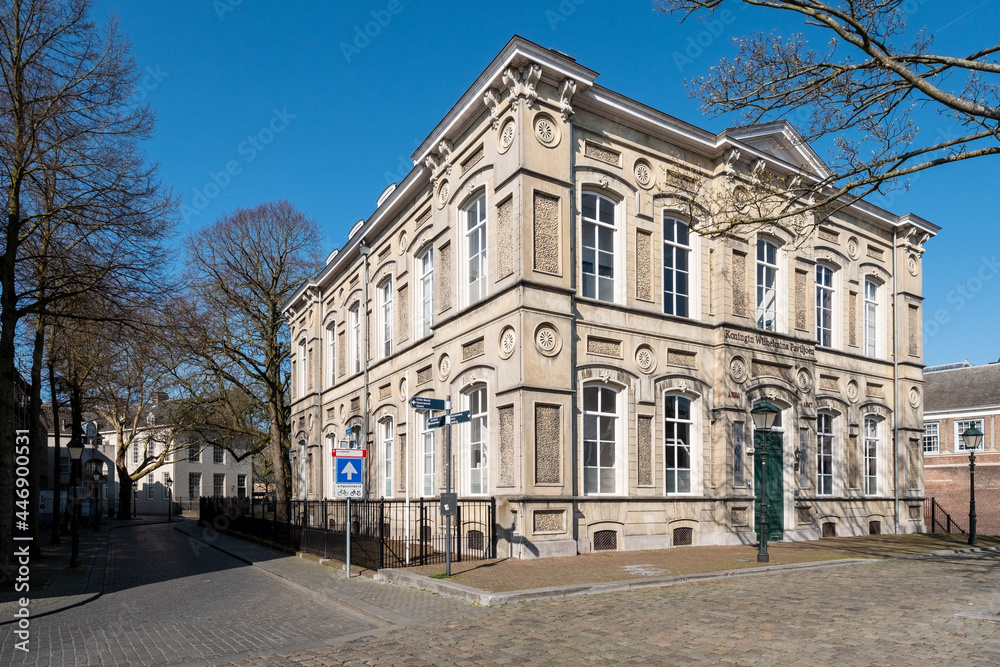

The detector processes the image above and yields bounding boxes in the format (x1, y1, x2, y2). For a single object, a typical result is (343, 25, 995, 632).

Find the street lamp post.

(165, 474, 173, 522)
(960, 425, 983, 546)
(91, 470, 101, 531)
(66, 437, 85, 567)
(751, 399, 781, 564)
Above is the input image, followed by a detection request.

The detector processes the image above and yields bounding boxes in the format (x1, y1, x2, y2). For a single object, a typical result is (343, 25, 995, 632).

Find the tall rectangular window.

(326, 323, 336, 387)
(583, 385, 619, 494)
(162, 472, 170, 500)
(664, 395, 692, 494)
(147, 473, 155, 499)
(818, 413, 834, 495)
(756, 239, 778, 330)
(349, 304, 361, 374)
(418, 248, 434, 337)
(733, 422, 745, 487)
(816, 264, 833, 347)
(214, 473, 225, 497)
(581, 193, 616, 302)
(468, 387, 488, 495)
(663, 216, 690, 317)
(382, 419, 393, 498)
(379, 278, 393, 358)
(465, 194, 487, 304)
(189, 445, 200, 462)
(923, 422, 939, 454)
(955, 418, 985, 452)
(298, 339, 307, 396)
(188, 472, 201, 500)
(864, 417, 878, 496)
(133, 443, 140, 465)
(421, 412, 435, 496)
(213, 444, 224, 464)
(864, 279, 878, 357)
(237, 474, 247, 498)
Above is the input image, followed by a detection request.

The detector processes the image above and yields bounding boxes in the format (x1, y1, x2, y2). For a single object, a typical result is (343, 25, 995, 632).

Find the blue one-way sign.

(336, 458, 362, 484)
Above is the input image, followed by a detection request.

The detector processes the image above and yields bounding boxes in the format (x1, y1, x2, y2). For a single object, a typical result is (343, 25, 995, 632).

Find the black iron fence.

(924, 497, 967, 535)
(200, 496, 497, 571)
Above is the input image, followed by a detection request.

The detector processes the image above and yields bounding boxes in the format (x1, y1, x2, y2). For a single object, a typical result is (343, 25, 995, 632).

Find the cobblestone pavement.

(0, 523, 418, 666)
(233, 551, 1000, 666)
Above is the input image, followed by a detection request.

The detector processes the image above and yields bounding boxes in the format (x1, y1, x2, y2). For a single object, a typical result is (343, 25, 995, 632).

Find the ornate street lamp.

(751, 399, 781, 563)
(66, 437, 85, 567)
(165, 474, 173, 522)
(960, 425, 984, 546)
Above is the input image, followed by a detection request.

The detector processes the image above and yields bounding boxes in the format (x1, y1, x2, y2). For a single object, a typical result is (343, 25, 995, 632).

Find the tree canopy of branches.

(0, 0, 174, 580)
(174, 201, 322, 519)
(657, 0, 1000, 224)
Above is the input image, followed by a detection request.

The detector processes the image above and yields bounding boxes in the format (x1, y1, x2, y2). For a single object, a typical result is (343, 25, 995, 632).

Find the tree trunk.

(0, 206, 21, 584)
(268, 396, 290, 522)
(116, 469, 133, 520)
(48, 356, 62, 544)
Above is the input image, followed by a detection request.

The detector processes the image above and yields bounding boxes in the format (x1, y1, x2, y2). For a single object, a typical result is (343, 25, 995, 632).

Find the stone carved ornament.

(559, 78, 577, 121)
(502, 63, 542, 109)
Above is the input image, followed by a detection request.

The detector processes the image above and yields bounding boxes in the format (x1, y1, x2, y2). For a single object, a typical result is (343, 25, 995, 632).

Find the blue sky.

(91, 0, 1000, 367)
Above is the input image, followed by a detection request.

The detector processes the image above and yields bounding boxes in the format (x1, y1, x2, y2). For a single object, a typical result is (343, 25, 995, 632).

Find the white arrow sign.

(341, 461, 358, 480)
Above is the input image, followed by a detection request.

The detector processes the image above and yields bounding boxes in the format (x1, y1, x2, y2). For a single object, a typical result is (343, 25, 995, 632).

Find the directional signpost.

(332, 448, 366, 577)
(409, 394, 457, 576)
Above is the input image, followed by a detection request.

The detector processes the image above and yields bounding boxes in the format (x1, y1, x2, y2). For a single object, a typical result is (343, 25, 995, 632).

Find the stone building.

(284, 37, 938, 557)
(923, 362, 1000, 536)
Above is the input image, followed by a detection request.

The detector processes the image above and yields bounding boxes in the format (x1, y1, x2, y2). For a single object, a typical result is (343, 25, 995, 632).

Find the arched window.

(817, 413, 834, 495)
(380, 418, 393, 498)
(816, 264, 834, 347)
(465, 194, 487, 304)
(664, 394, 693, 494)
(864, 279, 880, 357)
(663, 216, 690, 317)
(325, 321, 336, 387)
(467, 386, 488, 495)
(581, 192, 618, 302)
(297, 338, 307, 397)
(864, 416, 879, 495)
(349, 303, 361, 374)
(378, 277, 393, 359)
(583, 384, 621, 494)
(417, 247, 433, 337)
(756, 239, 778, 330)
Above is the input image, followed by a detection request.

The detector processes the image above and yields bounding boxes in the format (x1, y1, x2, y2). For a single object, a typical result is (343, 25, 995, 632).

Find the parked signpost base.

(332, 447, 366, 577)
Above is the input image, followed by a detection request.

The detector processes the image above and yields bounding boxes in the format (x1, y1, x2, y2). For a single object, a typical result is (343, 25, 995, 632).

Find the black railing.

(924, 497, 967, 535)
(200, 496, 497, 571)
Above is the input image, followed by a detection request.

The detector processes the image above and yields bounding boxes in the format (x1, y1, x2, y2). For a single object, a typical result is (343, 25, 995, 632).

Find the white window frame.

(379, 277, 393, 359)
(188, 472, 201, 500)
(864, 278, 880, 358)
(326, 321, 336, 388)
(380, 418, 393, 498)
(756, 238, 780, 331)
(132, 442, 140, 465)
(663, 215, 692, 318)
(816, 263, 834, 348)
(817, 412, 834, 495)
(213, 444, 225, 465)
(162, 472, 170, 500)
(923, 422, 940, 454)
(237, 474, 247, 497)
(955, 418, 985, 453)
(464, 193, 488, 305)
(581, 192, 620, 304)
(582, 383, 624, 495)
(417, 247, 434, 338)
(147, 473, 154, 500)
(421, 411, 435, 497)
(664, 393, 695, 495)
(466, 386, 488, 496)
(297, 338, 307, 397)
(349, 303, 361, 375)
(864, 417, 879, 496)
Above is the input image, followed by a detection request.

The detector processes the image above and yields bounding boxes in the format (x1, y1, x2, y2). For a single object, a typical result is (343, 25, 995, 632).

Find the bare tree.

(657, 0, 1000, 225)
(177, 201, 322, 520)
(0, 0, 174, 579)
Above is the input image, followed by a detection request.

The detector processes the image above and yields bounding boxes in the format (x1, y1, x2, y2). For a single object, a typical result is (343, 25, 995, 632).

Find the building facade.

(923, 362, 1000, 536)
(285, 37, 938, 557)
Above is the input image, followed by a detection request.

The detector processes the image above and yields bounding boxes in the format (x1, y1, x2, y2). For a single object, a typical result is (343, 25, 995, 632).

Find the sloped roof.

(925, 364, 1000, 413)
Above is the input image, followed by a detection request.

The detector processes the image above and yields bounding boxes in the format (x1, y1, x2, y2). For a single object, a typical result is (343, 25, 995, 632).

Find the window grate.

(468, 529, 485, 552)
(673, 527, 693, 546)
(822, 522, 836, 538)
(593, 529, 617, 551)
(868, 520, 881, 535)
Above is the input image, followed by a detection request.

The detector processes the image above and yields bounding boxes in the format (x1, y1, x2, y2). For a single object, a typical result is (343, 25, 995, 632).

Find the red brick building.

(923, 362, 1000, 536)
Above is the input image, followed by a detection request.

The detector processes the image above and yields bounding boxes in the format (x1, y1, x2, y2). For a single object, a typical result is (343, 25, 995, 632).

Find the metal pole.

(69, 460, 80, 567)
(757, 437, 770, 563)
(969, 450, 978, 546)
(346, 496, 352, 577)
(445, 395, 452, 577)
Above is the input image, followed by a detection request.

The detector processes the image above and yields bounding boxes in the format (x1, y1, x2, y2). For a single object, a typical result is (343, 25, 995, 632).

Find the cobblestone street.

(2, 522, 999, 665)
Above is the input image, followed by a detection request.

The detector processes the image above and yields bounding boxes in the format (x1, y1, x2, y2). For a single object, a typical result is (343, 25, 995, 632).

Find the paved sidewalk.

(0, 517, 166, 625)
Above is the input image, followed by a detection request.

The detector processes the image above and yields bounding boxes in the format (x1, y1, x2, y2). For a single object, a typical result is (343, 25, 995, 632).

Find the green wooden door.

(754, 431, 784, 542)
